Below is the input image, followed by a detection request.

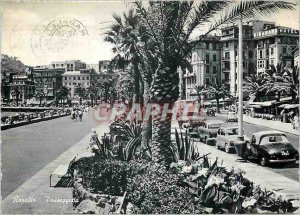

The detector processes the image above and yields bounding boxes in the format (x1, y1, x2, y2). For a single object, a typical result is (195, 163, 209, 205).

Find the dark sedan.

(247, 131, 299, 166)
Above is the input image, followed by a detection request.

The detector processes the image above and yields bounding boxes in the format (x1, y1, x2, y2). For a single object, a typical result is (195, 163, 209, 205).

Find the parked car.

(247, 131, 299, 166)
(198, 120, 225, 145)
(226, 112, 238, 123)
(215, 125, 250, 153)
(178, 111, 204, 129)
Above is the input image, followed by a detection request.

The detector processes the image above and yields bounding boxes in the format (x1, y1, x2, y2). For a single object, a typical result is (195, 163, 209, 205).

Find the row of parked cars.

(179, 112, 299, 166)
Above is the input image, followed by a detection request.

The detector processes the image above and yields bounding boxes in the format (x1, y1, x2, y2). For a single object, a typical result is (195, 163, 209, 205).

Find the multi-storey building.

(32, 67, 65, 100)
(51, 60, 86, 71)
(180, 36, 222, 100)
(62, 69, 105, 98)
(87, 63, 99, 73)
(8, 74, 35, 103)
(99, 60, 111, 73)
(254, 26, 299, 73)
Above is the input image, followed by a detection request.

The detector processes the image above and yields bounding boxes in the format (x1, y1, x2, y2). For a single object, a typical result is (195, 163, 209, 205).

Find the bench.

(50, 155, 77, 187)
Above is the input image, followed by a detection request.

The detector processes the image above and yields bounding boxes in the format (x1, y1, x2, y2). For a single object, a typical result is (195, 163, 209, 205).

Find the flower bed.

(71, 156, 299, 214)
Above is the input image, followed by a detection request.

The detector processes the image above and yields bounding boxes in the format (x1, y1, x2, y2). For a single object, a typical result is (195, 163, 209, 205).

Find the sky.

(1, 0, 299, 67)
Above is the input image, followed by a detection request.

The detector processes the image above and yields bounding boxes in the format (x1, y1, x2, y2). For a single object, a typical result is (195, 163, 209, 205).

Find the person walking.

(78, 109, 83, 121)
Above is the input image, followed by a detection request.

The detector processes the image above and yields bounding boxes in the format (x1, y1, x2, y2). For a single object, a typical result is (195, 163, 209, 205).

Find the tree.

(74, 84, 86, 105)
(105, 9, 143, 104)
(206, 81, 230, 113)
(11, 88, 21, 106)
(87, 85, 100, 106)
(134, 1, 295, 164)
(194, 85, 208, 106)
(34, 88, 45, 106)
(264, 63, 289, 102)
(243, 73, 267, 102)
(56, 86, 70, 105)
(283, 66, 299, 102)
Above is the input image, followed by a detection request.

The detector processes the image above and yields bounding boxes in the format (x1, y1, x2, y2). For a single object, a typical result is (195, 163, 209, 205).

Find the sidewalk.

(171, 123, 299, 201)
(1, 121, 109, 214)
(217, 113, 299, 136)
(194, 141, 299, 201)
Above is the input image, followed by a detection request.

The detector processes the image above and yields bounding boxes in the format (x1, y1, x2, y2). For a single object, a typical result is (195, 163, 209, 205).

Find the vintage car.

(198, 120, 225, 145)
(178, 111, 205, 127)
(215, 125, 250, 153)
(226, 112, 238, 123)
(247, 131, 299, 166)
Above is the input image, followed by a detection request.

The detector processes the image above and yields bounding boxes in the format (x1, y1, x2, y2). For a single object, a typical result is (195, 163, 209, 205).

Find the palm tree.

(87, 85, 100, 106)
(194, 85, 208, 107)
(264, 63, 289, 102)
(243, 73, 267, 102)
(134, 1, 295, 164)
(283, 66, 299, 102)
(34, 88, 45, 106)
(74, 84, 86, 105)
(206, 81, 230, 113)
(56, 86, 70, 105)
(105, 9, 143, 104)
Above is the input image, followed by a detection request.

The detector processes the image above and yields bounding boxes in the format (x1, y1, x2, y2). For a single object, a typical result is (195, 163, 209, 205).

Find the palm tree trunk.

(150, 66, 179, 165)
(216, 97, 220, 113)
(141, 79, 152, 156)
(133, 59, 141, 104)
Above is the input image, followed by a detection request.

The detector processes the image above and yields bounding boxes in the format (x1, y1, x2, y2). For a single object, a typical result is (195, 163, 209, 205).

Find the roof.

(253, 131, 286, 139)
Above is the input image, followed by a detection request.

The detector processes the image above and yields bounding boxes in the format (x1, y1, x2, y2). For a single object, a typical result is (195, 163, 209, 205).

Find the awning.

(248, 104, 262, 108)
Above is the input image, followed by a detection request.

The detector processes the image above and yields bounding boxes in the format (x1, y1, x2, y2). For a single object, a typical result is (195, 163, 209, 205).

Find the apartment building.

(51, 60, 86, 71)
(99, 60, 111, 73)
(254, 26, 299, 73)
(181, 36, 222, 100)
(32, 67, 65, 100)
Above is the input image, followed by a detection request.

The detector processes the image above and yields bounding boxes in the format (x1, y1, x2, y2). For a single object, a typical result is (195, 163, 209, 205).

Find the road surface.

(1, 114, 94, 198)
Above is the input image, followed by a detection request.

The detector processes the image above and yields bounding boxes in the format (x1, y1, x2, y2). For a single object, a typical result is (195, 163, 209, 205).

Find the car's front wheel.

(260, 156, 267, 166)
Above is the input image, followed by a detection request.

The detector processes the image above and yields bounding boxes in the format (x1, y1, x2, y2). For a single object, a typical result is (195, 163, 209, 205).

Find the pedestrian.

(78, 109, 83, 121)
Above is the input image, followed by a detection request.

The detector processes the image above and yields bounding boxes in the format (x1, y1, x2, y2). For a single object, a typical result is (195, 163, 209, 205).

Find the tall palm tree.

(87, 85, 100, 106)
(57, 86, 70, 105)
(105, 9, 143, 104)
(135, 1, 295, 164)
(264, 63, 289, 102)
(243, 73, 267, 102)
(11, 87, 21, 106)
(74, 84, 86, 105)
(206, 81, 230, 113)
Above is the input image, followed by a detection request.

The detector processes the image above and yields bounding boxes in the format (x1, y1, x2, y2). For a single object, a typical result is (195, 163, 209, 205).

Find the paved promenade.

(1, 122, 109, 214)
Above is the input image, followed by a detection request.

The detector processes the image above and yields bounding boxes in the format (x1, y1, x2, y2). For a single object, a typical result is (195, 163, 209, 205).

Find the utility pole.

(238, 17, 244, 141)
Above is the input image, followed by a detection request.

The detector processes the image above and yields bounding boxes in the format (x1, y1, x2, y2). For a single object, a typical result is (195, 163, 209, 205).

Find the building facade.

(99, 60, 111, 73)
(254, 26, 299, 73)
(181, 37, 222, 100)
(51, 60, 86, 71)
(32, 67, 65, 100)
(8, 74, 35, 103)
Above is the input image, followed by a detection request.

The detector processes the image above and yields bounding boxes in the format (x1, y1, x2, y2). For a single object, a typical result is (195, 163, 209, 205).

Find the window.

(69, 83, 71, 86)
(78, 76, 80, 80)
(64, 77, 67, 80)
(87, 77, 89, 80)
(248, 51, 253, 58)
(213, 66, 217, 73)
(259, 50, 263, 59)
(61, 64, 64, 67)
(226, 42, 229, 48)
(206, 43, 209, 49)
(82, 77, 85, 80)
(213, 54, 216, 62)
(73, 77, 76, 80)
(270, 59, 274, 65)
(205, 77, 210, 85)
(206, 65, 210, 73)
(270, 48, 274, 55)
(213, 43, 216, 50)
(67, 64, 70, 68)
(282, 47, 287, 54)
(206, 54, 209, 62)
(225, 52, 230, 60)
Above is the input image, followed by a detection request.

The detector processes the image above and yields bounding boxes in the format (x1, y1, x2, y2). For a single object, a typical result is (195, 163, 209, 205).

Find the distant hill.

(1, 54, 28, 75)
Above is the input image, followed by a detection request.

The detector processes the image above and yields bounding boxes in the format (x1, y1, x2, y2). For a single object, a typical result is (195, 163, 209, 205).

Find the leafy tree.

(56, 86, 70, 105)
(11, 88, 21, 106)
(194, 85, 208, 106)
(283, 66, 299, 102)
(34, 88, 45, 106)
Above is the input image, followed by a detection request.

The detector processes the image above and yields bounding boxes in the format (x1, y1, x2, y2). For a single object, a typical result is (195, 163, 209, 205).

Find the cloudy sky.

(1, 0, 299, 66)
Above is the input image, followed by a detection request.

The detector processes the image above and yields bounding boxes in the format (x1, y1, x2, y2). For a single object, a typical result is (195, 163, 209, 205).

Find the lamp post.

(234, 16, 247, 159)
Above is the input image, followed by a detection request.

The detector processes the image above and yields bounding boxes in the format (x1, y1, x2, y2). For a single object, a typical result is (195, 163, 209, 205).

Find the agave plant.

(170, 128, 201, 163)
(93, 133, 115, 159)
(109, 120, 144, 161)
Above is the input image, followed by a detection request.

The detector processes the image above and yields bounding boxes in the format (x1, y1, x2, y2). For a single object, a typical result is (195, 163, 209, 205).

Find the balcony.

(222, 56, 230, 61)
(280, 53, 293, 60)
(222, 68, 231, 72)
